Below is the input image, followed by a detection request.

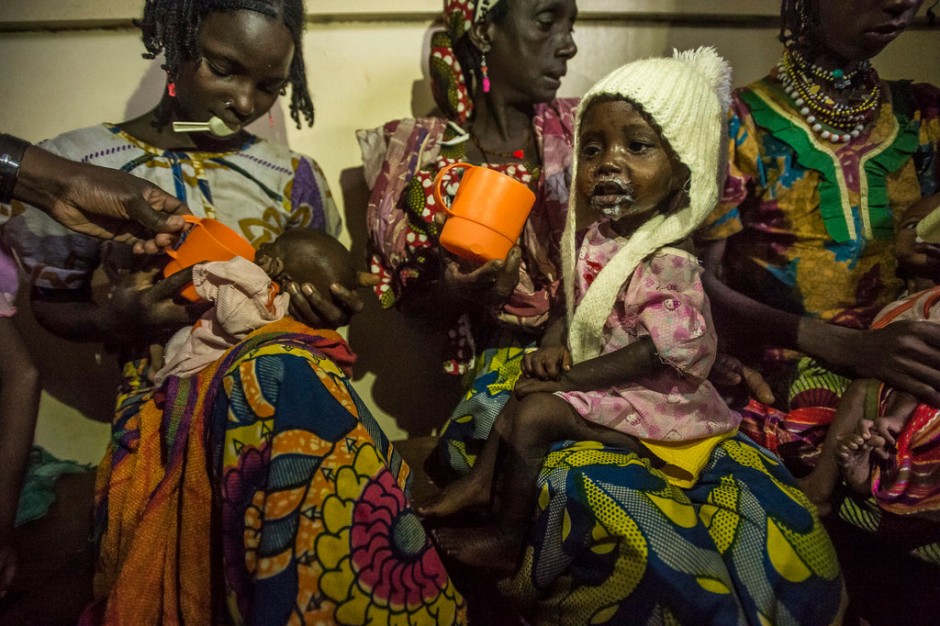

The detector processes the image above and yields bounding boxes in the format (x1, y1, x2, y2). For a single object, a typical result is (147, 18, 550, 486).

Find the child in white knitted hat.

(421, 47, 741, 571)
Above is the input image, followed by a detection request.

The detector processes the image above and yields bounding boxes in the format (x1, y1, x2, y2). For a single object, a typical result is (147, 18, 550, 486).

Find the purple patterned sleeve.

(289, 156, 341, 238)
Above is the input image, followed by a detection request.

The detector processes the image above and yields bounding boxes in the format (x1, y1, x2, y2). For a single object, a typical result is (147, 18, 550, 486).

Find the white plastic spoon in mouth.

(172, 116, 239, 137)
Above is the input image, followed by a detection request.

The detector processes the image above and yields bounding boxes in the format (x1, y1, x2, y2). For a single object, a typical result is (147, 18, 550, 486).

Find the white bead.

(813, 124, 823, 132)
(821, 130, 831, 139)
(806, 115, 816, 123)
(800, 107, 810, 116)
(842, 134, 851, 142)
(851, 130, 860, 138)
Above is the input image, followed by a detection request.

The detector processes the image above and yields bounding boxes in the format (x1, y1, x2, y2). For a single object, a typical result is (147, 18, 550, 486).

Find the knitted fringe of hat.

(561, 46, 732, 363)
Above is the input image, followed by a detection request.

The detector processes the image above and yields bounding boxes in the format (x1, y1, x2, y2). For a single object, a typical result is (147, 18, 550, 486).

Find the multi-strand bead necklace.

(776, 48, 881, 144)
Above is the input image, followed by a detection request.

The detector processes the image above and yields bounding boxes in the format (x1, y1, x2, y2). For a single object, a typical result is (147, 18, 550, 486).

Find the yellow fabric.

(641, 428, 738, 488)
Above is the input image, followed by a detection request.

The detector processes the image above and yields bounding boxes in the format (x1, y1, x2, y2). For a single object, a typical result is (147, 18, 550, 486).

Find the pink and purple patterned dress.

(560, 220, 738, 443)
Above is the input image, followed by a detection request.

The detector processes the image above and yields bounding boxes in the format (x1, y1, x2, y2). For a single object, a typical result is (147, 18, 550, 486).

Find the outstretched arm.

(700, 238, 940, 407)
(3, 134, 188, 253)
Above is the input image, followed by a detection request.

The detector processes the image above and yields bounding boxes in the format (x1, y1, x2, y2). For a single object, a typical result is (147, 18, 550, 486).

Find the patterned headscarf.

(430, 0, 501, 124)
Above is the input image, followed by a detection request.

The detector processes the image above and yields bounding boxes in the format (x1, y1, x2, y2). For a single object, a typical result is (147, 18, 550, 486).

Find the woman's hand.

(16, 145, 191, 254)
(102, 247, 206, 340)
(835, 321, 940, 407)
(440, 246, 522, 316)
(514, 375, 573, 398)
(285, 272, 376, 329)
(710, 352, 775, 408)
(523, 345, 572, 381)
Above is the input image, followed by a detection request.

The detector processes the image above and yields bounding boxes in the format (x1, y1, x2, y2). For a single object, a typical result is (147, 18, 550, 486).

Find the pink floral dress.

(558, 221, 739, 442)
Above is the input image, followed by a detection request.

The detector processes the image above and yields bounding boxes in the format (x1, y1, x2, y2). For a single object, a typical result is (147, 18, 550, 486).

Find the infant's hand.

(523, 345, 571, 381)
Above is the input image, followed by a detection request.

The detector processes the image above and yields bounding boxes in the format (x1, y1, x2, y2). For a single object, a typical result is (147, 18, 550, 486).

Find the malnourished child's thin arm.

(563, 335, 660, 392)
(514, 336, 659, 397)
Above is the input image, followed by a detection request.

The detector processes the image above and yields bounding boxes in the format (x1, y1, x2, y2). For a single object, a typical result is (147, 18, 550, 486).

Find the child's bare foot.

(431, 525, 520, 572)
(417, 472, 491, 518)
(836, 432, 874, 495)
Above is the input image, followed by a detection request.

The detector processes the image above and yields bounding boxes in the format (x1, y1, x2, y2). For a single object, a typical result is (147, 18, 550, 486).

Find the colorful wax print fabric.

(699, 78, 940, 402)
(501, 437, 846, 625)
(89, 319, 467, 625)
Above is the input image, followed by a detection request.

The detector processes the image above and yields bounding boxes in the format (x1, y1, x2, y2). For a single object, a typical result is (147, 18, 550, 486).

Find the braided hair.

(138, 0, 314, 128)
(779, 0, 820, 51)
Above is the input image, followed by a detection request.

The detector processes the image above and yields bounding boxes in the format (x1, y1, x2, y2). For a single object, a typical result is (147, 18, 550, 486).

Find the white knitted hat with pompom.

(562, 46, 732, 363)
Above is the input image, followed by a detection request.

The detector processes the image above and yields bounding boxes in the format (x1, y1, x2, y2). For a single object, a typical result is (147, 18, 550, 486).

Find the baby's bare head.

(255, 229, 357, 296)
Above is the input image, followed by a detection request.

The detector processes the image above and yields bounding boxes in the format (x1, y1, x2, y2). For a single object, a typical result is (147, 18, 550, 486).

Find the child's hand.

(523, 345, 571, 381)
(0, 538, 16, 599)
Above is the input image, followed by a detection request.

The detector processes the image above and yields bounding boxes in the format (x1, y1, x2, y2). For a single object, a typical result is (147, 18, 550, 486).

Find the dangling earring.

(481, 53, 491, 93)
(167, 82, 176, 97)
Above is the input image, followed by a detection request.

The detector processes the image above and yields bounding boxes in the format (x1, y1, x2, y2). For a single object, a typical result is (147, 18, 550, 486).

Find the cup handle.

(432, 162, 474, 216)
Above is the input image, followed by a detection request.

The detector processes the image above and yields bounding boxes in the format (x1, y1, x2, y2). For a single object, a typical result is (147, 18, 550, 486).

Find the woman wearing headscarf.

(360, 0, 578, 475)
(361, 2, 845, 623)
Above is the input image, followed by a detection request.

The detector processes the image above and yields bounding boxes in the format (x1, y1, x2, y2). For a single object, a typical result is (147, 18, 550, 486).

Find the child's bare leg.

(836, 419, 877, 495)
(433, 394, 640, 571)
(797, 379, 874, 515)
(417, 397, 518, 518)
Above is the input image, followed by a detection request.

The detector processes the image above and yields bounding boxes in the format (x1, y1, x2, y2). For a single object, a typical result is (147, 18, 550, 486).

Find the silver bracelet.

(0, 133, 31, 204)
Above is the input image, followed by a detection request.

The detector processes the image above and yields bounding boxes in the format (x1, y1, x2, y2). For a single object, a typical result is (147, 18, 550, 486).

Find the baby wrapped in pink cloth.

(154, 230, 357, 385)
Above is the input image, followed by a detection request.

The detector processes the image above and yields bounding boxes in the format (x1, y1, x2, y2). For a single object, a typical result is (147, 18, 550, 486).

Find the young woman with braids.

(697, 0, 940, 570)
(2, 0, 357, 404)
(1, 1, 471, 623)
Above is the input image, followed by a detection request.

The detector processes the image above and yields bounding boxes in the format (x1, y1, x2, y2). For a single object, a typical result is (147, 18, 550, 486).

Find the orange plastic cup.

(163, 215, 256, 301)
(433, 162, 536, 265)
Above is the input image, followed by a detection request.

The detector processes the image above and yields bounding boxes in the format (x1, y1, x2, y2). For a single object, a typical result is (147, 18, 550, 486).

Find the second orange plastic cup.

(433, 162, 536, 265)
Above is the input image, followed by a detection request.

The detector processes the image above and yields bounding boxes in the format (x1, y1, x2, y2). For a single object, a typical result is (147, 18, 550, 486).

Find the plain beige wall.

(1, 6, 938, 463)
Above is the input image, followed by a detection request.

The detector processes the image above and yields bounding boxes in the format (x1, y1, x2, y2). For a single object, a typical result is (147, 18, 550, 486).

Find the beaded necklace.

(776, 48, 881, 144)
